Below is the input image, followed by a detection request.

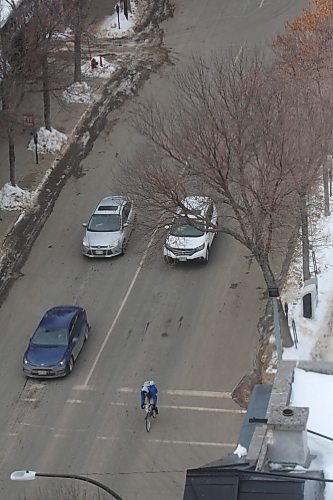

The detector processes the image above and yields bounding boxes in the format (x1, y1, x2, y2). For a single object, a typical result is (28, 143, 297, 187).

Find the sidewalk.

(0, 85, 92, 246)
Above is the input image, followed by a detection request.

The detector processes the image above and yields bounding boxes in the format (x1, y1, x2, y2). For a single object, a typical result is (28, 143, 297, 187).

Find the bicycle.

(145, 402, 157, 432)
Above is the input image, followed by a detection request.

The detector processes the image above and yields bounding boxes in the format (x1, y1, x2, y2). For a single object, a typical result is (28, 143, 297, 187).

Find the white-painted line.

(259, 0, 265, 7)
(117, 388, 232, 399)
(97, 436, 118, 441)
(1, 432, 18, 437)
(23, 398, 37, 402)
(66, 399, 86, 404)
(21, 422, 55, 431)
(147, 439, 236, 447)
(73, 385, 94, 391)
(54, 434, 66, 438)
(83, 229, 157, 388)
(109, 402, 245, 414)
(160, 405, 245, 414)
(95, 435, 234, 447)
(235, 44, 244, 63)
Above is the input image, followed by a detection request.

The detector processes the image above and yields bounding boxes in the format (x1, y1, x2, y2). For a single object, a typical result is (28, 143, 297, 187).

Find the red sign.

(23, 113, 35, 128)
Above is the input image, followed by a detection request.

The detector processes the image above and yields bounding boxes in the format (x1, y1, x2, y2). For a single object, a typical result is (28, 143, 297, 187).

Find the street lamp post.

(268, 286, 283, 361)
(11, 470, 123, 500)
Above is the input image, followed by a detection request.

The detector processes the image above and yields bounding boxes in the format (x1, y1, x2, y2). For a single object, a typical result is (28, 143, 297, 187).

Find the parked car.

(82, 196, 135, 258)
(23, 306, 90, 378)
(163, 196, 218, 264)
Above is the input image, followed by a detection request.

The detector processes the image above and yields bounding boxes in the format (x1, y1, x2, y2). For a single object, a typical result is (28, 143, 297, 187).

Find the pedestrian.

(91, 58, 98, 70)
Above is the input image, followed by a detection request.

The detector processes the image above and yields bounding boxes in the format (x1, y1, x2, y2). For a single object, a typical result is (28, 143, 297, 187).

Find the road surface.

(0, 0, 307, 498)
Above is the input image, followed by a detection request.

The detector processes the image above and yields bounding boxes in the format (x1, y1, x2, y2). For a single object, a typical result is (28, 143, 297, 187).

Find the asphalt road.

(0, 1, 307, 499)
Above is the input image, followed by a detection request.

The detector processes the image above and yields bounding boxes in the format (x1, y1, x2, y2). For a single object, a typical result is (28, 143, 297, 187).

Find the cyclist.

(140, 380, 158, 415)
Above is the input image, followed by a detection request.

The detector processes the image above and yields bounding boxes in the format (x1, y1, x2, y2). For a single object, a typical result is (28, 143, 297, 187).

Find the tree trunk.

(323, 161, 330, 216)
(7, 124, 16, 186)
(42, 54, 51, 131)
(73, 0, 82, 83)
(300, 191, 311, 281)
(256, 253, 277, 290)
(1, 76, 17, 186)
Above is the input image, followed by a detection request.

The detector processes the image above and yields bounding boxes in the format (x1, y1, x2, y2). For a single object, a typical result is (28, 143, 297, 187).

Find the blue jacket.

(141, 385, 158, 406)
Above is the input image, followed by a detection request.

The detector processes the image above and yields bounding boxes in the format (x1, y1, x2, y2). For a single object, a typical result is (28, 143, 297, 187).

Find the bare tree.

(0, 38, 16, 185)
(22, 0, 73, 130)
(273, 4, 333, 280)
(0, 0, 27, 186)
(118, 50, 306, 289)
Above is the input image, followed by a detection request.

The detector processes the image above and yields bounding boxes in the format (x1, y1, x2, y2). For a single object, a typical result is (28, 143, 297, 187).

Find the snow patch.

(282, 197, 333, 362)
(291, 368, 333, 499)
(62, 82, 93, 103)
(0, 183, 34, 211)
(80, 132, 90, 147)
(233, 444, 247, 458)
(95, 9, 135, 39)
(28, 127, 68, 154)
(82, 57, 116, 79)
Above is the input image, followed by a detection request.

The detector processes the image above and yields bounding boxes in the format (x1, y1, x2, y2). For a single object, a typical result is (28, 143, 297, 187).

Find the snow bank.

(95, 9, 135, 39)
(81, 57, 116, 79)
(0, 183, 34, 210)
(62, 82, 93, 103)
(27, 127, 68, 154)
(282, 203, 333, 361)
(291, 368, 333, 499)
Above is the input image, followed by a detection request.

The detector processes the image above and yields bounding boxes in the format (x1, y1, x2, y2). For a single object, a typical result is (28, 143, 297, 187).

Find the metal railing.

(291, 319, 298, 349)
(312, 249, 318, 276)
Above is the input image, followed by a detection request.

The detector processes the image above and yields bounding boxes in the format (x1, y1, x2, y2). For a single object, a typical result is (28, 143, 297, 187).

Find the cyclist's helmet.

(143, 380, 155, 387)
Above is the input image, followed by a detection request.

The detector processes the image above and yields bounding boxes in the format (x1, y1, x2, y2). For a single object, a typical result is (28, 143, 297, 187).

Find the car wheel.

(67, 356, 74, 375)
(203, 247, 209, 264)
(84, 324, 89, 342)
(164, 256, 173, 265)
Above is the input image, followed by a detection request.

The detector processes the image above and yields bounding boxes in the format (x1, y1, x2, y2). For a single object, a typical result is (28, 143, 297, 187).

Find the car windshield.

(32, 327, 68, 347)
(87, 214, 121, 232)
(170, 220, 205, 237)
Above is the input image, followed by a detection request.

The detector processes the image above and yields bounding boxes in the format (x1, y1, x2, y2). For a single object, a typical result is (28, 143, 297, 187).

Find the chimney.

(267, 405, 310, 466)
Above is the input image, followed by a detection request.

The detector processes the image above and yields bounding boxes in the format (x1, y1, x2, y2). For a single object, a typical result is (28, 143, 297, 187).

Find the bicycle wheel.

(145, 413, 151, 432)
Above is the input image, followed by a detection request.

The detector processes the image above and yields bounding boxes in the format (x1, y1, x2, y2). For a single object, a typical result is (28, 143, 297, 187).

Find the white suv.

(163, 196, 218, 264)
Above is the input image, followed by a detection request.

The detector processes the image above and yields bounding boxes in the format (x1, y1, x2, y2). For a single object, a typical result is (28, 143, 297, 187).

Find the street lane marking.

(160, 405, 245, 414)
(97, 436, 119, 441)
(235, 44, 244, 63)
(109, 402, 245, 414)
(23, 398, 37, 402)
(259, 0, 265, 7)
(95, 435, 235, 447)
(21, 422, 55, 431)
(117, 388, 232, 398)
(83, 229, 157, 388)
(147, 439, 236, 447)
(73, 385, 94, 391)
(66, 399, 86, 404)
